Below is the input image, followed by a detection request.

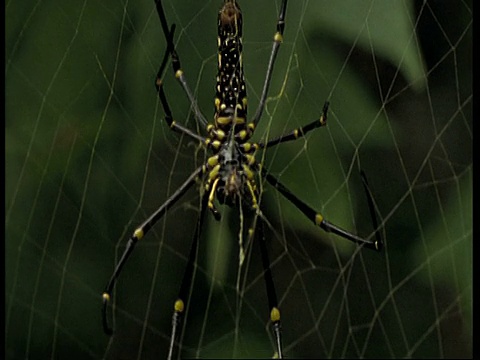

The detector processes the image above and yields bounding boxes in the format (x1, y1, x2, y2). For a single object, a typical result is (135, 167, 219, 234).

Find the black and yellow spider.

(102, 0, 382, 358)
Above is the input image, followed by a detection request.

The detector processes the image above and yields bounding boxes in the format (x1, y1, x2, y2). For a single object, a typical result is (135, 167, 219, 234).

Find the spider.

(102, 0, 382, 358)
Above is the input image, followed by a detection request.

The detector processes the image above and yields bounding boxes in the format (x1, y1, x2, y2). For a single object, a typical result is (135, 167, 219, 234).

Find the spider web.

(5, 0, 472, 359)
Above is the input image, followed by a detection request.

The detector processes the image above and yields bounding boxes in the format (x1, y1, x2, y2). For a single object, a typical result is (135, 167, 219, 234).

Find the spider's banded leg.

(102, 166, 204, 335)
(168, 193, 208, 360)
(261, 168, 382, 251)
(255, 218, 283, 358)
(153, 24, 208, 144)
(260, 101, 329, 149)
(154, 0, 208, 127)
(360, 170, 383, 247)
(251, 0, 288, 126)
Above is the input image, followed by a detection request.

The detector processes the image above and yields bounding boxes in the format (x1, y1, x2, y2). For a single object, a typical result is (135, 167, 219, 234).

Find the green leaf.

(304, 0, 426, 89)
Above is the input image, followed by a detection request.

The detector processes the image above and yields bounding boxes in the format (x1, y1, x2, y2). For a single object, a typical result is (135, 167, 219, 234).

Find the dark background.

(6, 0, 471, 358)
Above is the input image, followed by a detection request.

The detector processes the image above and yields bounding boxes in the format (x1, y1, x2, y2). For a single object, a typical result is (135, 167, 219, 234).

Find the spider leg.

(154, 23, 207, 144)
(261, 167, 382, 251)
(254, 215, 284, 358)
(251, 0, 288, 127)
(360, 170, 383, 248)
(154, 0, 209, 127)
(167, 192, 208, 360)
(102, 165, 204, 335)
(260, 101, 329, 149)
(154, 26, 205, 143)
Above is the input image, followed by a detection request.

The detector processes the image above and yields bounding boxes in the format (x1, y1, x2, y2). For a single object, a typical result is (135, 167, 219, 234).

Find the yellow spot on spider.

(211, 140, 222, 149)
(209, 164, 221, 180)
(243, 142, 258, 153)
(237, 129, 247, 140)
(245, 154, 255, 166)
(208, 178, 220, 210)
(216, 129, 226, 140)
(175, 69, 183, 79)
(102, 293, 110, 302)
(217, 116, 231, 125)
(320, 114, 327, 125)
(134, 228, 144, 240)
(207, 155, 219, 167)
(243, 164, 254, 179)
(270, 307, 281, 322)
(174, 299, 184, 313)
(274, 32, 283, 43)
(315, 214, 324, 225)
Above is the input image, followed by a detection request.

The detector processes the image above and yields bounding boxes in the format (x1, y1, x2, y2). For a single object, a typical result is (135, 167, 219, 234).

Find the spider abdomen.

(215, 1, 247, 131)
(202, 1, 259, 216)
